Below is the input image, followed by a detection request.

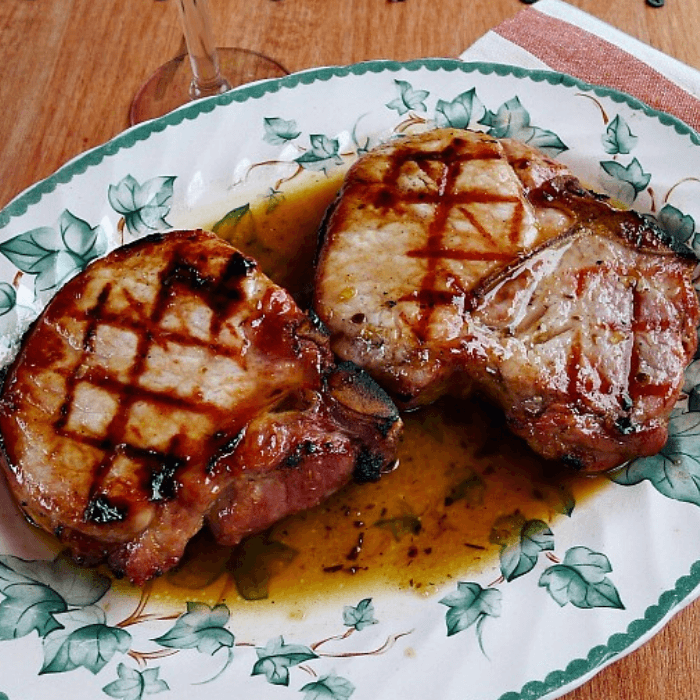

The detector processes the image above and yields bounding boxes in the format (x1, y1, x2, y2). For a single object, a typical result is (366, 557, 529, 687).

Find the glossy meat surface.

(314, 129, 576, 406)
(314, 128, 699, 472)
(0, 230, 401, 583)
(466, 217, 699, 471)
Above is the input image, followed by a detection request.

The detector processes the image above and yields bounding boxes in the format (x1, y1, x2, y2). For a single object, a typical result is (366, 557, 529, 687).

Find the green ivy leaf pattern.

(300, 673, 355, 700)
(0, 554, 111, 607)
(610, 412, 700, 505)
(0, 579, 66, 640)
(102, 664, 169, 700)
(295, 135, 343, 173)
(41, 606, 131, 675)
(538, 546, 624, 610)
(479, 97, 568, 156)
(372, 509, 422, 541)
(0, 226, 62, 274)
(264, 188, 285, 213)
(343, 598, 378, 631)
(108, 175, 175, 236)
(0, 557, 72, 640)
(0, 555, 112, 642)
(386, 79, 429, 115)
(0, 692, 8, 700)
(532, 482, 576, 517)
(263, 117, 301, 145)
(434, 89, 485, 129)
(0, 210, 106, 296)
(600, 157, 651, 201)
(656, 203, 696, 246)
(602, 115, 638, 155)
(439, 581, 502, 653)
(252, 636, 318, 686)
(212, 202, 251, 235)
(152, 602, 234, 656)
(350, 120, 372, 156)
(445, 470, 485, 507)
(0, 282, 16, 317)
(498, 519, 555, 582)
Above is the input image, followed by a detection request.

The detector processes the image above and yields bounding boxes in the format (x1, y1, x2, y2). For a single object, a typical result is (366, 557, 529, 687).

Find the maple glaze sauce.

(139, 172, 610, 610)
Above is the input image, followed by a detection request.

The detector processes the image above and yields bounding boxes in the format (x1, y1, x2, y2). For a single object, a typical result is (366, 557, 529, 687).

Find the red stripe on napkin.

(495, 8, 700, 132)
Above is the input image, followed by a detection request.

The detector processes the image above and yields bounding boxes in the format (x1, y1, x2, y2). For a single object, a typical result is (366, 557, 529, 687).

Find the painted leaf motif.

(0, 226, 57, 274)
(301, 673, 355, 700)
(488, 510, 526, 547)
(539, 546, 624, 609)
(480, 97, 567, 156)
(212, 203, 251, 235)
(57, 209, 107, 261)
(445, 470, 485, 507)
(602, 115, 638, 155)
(385, 79, 429, 115)
(350, 120, 372, 156)
(252, 636, 318, 686)
(0, 581, 66, 639)
(532, 482, 576, 517)
(264, 187, 285, 213)
(0, 554, 111, 606)
(108, 175, 175, 236)
(560, 546, 612, 583)
(600, 158, 650, 201)
(434, 89, 484, 129)
(229, 534, 298, 601)
(343, 598, 378, 631)
(41, 606, 131, 675)
(263, 117, 301, 145)
(439, 581, 502, 637)
(0, 211, 105, 296)
(295, 134, 343, 173)
(0, 282, 16, 317)
(372, 510, 422, 540)
(656, 203, 696, 245)
(610, 412, 700, 505)
(103, 664, 169, 700)
(499, 519, 554, 582)
(152, 601, 234, 655)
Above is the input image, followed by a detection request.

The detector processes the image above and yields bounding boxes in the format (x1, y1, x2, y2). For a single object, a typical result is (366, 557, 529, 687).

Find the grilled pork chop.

(0, 229, 401, 584)
(314, 128, 699, 472)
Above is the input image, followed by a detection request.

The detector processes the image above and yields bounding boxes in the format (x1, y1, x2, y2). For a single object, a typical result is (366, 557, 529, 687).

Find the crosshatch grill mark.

(51, 240, 258, 524)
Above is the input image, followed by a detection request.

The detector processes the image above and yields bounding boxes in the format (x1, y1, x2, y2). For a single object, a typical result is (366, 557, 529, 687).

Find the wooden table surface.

(1, 1, 699, 698)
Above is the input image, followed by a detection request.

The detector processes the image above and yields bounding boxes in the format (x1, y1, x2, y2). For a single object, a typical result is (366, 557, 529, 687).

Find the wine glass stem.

(176, 0, 232, 99)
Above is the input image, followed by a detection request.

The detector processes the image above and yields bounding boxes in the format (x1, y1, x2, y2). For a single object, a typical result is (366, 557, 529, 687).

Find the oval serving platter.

(1, 59, 700, 700)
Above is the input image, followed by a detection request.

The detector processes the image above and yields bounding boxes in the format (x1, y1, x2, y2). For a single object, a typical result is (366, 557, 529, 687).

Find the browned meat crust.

(0, 229, 401, 584)
(313, 128, 699, 472)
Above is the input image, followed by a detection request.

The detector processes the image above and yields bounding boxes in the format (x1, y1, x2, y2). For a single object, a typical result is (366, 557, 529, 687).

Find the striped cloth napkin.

(459, 0, 700, 132)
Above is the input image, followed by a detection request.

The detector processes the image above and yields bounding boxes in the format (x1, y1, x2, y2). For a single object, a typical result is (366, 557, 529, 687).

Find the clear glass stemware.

(129, 0, 289, 125)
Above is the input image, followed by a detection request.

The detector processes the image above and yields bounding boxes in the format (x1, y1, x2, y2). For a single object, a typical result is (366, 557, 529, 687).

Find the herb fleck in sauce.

(139, 173, 610, 609)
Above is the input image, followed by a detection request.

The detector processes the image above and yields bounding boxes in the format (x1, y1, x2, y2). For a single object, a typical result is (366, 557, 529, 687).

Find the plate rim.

(1, 56, 700, 700)
(2, 57, 699, 231)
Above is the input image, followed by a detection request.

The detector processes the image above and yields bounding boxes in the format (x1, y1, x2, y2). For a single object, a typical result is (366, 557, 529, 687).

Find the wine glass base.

(129, 47, 289, 125)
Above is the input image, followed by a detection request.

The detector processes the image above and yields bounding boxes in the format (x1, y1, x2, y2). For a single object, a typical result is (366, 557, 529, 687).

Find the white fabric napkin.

(459, 0, 700, 132)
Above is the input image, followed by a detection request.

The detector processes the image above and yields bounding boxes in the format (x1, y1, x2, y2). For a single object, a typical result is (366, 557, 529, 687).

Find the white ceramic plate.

(2, 59, 700, 700)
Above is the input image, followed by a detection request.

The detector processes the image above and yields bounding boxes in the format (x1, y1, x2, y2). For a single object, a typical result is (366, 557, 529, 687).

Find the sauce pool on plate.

(123, 173, 609, 610)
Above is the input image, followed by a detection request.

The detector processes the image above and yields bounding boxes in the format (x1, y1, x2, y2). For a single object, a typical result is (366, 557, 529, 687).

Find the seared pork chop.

(0, 229, 401, 584)
(314, 129, 699, 472)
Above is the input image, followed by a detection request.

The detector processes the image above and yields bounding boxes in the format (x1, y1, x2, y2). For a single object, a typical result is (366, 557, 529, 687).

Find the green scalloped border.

(499, 558, 700, 700)
(2, 58, 698, 231)
(2, 57, 700, 700)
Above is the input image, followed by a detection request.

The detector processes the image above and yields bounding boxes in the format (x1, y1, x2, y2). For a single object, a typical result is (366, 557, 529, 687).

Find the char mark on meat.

(313, 128, 699, 472)
(0, 229, 402, 584)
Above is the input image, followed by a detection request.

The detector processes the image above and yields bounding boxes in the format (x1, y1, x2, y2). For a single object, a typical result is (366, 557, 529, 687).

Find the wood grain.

(1, 1, 700, 698)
